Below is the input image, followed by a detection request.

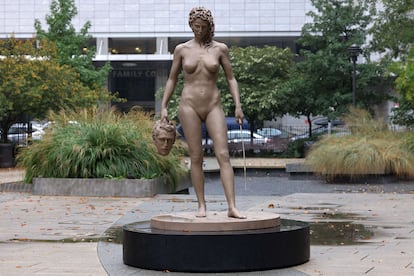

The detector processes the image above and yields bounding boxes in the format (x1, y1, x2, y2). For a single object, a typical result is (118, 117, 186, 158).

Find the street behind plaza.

(196, 167, 414, 197)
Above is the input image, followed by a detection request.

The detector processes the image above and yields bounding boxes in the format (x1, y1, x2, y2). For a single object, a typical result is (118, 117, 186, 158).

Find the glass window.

(168, 36, 299, 53)
(109, 38, 156, 54)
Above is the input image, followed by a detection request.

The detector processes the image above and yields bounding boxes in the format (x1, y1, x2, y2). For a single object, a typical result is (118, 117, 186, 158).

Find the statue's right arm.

(161, 45, 183, 120)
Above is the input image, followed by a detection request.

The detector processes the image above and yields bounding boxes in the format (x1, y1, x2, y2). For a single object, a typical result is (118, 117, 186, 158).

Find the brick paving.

(1, 162, 414, 275)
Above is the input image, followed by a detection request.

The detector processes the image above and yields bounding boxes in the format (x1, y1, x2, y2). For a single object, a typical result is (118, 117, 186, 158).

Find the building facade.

(0, 0, 314, 113)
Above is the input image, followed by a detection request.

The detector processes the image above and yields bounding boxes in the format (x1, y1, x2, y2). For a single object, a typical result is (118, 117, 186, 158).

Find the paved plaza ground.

(1, 160, 414, 275)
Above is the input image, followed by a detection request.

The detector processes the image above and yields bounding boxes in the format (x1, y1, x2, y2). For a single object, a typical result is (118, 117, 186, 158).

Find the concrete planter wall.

(33, 174, 191, 197)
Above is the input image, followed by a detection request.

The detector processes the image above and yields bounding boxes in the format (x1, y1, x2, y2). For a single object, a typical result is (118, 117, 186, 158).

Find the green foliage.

(368, 0, 414, 61)
(390, 98, 414, 128)
(306, 108, 414, 179)
(17, 107, 187, 186)
(35, 0, 111, 89)
(224, 46, 294, 128)
(391, 46, 414, 103)
(282, 0, 387, 127)
(301, 0, 374, 47)
(285, 136, 321, 158)
(0, 37, 115, 143)
(367, 1, 414, 127)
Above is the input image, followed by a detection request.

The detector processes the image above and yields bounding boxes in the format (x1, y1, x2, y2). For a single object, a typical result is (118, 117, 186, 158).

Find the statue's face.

(154, 131, 175, 156)
(191, 18, 209, 40)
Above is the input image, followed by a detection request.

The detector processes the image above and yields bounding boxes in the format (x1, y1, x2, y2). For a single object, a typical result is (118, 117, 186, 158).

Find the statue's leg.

(178, 106, 206, 217)
(189, 153, 206, 217)
(206, 109, 246, 219)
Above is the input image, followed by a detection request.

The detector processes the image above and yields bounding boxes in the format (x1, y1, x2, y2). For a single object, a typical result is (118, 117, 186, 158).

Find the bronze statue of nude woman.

(161, 7, 245, 219)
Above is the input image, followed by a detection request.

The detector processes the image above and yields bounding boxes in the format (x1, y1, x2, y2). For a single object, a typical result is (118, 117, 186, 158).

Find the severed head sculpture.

(152, 118, 176, 156)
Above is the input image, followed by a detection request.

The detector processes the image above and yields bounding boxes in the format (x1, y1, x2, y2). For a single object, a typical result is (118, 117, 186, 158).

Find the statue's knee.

(215, 150, 230, 162)
(191, 154, 204, 166)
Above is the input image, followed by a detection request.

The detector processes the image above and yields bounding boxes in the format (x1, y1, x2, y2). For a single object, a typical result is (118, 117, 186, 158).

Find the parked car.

(202, 129, 270, 146)
(290, 126, 350, 141)
(227, 130, 270, 144)
(289, 127, 328, 141)
(313, 118, 344, 126)
(257, 127, 283, 138)
(2, 123, 46, 145)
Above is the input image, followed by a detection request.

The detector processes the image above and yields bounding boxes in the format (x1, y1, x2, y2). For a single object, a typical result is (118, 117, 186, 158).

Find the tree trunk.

(307, 114, 312, 137)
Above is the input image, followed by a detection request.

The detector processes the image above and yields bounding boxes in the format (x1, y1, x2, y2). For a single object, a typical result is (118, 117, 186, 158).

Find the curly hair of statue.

(188, 6, 215, 45)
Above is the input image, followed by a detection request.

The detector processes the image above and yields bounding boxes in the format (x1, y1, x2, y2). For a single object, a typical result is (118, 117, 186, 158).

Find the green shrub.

(285, 136, 321, 158)
(306, 108, 414, 180)
(17, 107, 187, 187)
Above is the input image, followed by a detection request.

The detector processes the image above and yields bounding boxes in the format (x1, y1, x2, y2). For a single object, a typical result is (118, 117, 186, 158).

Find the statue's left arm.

(219, 44, 244, 124)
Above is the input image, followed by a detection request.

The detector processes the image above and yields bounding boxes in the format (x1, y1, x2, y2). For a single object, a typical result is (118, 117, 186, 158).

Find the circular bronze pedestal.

(150, 211, 280, 232)
(123, 215, 309, 273)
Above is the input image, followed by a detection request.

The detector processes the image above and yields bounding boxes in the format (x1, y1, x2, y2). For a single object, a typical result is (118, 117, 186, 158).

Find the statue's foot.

(195, 205, 206, 217)
(228, 208, 246, 219)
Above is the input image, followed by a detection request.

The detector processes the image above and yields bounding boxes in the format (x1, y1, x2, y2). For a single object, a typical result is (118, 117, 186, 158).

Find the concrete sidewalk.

(1, 192, 414, 275)
(0, 167, 25, 184)
(0, 192, 148, 275)
(1, 163, 414, 275)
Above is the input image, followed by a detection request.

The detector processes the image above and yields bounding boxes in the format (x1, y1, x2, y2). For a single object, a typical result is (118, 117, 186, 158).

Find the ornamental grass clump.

(18, 107, 186, 187)
(306, 108, 414, 180)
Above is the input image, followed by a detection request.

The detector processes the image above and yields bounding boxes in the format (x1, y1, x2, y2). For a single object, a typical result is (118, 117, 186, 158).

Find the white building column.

(96, 37, 109, 55)
(156, 37, 169, 54)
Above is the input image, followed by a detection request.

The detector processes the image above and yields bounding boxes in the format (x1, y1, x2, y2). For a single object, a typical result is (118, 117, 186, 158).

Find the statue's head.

(188, 6, 215, 45)
(152, 118, 176, 156)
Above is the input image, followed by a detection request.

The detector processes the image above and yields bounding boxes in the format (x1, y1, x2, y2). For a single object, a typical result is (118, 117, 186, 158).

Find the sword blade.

(239, 124, 247, 191)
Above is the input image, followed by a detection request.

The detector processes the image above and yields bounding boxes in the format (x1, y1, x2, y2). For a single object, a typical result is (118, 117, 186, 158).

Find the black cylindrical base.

(123, 219, 309, 272)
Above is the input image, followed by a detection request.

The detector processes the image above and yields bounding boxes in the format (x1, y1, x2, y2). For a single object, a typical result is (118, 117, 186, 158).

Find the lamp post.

(347, 44, 361, 106)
